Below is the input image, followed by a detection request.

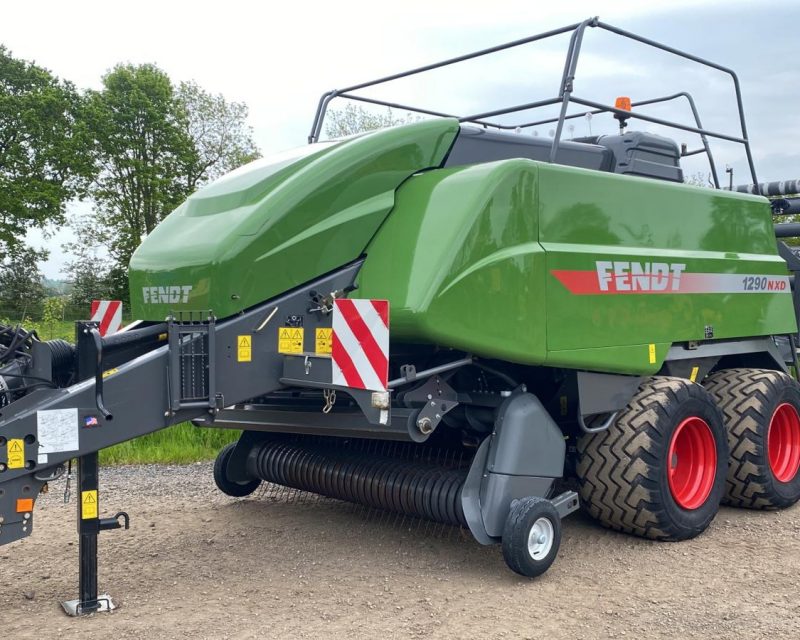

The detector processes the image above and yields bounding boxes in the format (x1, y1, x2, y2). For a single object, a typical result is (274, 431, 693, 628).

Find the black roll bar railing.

(307, 17, 760, 193)
(306, 20, 584, 144)
(513, 92, 720, 188)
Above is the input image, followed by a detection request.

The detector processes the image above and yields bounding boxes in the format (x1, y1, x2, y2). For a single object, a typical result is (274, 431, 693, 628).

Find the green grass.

(10, 319, 239, 465)
(99, 423, 240, 465)
(25, 319, 76, 342)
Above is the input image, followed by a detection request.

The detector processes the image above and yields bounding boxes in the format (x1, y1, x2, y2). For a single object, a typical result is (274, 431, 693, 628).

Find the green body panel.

(357, 160, 548, 364)
(129, 115, 796, 376)
(538, 164, 795, 372)
(358, 158, 796, 374)
(129, 119, 459, 320)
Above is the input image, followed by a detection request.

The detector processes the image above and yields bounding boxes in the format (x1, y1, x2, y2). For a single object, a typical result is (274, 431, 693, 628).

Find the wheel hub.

(767, 403, 800, 483)
(667, 416, 717, 510)
(526, 517, 554, 560)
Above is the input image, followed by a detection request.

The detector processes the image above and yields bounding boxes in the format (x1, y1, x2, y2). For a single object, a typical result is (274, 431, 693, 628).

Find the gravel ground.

(2, 462, 800, 639)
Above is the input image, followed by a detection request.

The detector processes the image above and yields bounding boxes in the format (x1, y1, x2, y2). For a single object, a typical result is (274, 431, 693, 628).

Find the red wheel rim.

(767, 403, 800, 483)
(667, 417, 717, 510)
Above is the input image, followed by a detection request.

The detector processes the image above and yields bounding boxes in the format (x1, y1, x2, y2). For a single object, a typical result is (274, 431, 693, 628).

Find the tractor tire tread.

(576, 376, 724, 541)
(703, 368, 800, 509)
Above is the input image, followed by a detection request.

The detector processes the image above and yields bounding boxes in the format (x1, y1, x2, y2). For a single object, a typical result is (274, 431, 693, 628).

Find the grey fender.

(461, 392, 566, 543)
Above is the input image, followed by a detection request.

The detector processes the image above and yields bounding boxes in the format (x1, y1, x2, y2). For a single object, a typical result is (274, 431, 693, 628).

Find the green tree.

(62, 225, 114, 307)
(0, 46, 93, 253)
(176, 81, 260, 191)
(684, 172, 713, 188)
(0, 245, 47, 320)
(324, 103, 414, 138)
(77, 64, 260, 299)
(39, 295, 66, 339)
(82, 64, 194, 275)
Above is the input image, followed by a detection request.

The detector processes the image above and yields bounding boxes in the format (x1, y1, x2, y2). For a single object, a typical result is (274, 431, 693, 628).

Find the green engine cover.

(129, 119, 459, 320)
(356, 158, 796, 374)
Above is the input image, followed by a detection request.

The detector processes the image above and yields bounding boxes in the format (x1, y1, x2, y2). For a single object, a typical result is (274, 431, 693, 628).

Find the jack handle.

(99, 512, 129, 532)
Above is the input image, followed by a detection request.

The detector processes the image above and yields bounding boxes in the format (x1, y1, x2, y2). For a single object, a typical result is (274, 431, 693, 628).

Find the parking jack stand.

(61, 452, 129, 616)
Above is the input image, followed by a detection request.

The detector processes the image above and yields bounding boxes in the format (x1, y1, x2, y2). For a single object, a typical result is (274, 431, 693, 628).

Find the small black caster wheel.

(501, 496, 561, 578)
(213, 443, 261, 497)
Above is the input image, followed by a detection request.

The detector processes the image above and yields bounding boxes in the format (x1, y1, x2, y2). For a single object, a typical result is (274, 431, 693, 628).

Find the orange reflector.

(16, 498, 33, 513)
(615, 96, 632, 112)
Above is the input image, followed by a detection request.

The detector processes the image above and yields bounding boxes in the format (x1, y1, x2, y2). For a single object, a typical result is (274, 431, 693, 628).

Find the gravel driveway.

(2, 462, 799, 639)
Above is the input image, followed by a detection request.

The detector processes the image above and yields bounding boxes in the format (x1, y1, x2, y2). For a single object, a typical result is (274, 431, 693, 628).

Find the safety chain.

(322, 388, 337, 414)
(64, 459, 73, 504)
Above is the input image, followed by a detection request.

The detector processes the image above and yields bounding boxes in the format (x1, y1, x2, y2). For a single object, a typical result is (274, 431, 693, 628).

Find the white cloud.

(2, 0, 791, 276)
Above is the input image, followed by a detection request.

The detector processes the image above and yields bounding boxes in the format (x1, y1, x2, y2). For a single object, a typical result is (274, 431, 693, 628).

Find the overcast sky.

(4, 0, 799, 277)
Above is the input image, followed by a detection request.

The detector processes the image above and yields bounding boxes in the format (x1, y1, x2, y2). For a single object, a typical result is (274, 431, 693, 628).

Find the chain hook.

(322, 388, 337, 414)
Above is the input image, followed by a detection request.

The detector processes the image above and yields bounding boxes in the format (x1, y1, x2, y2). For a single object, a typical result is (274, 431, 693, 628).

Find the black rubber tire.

(703, 368, 800, 509)
(576, 377, 728, 541)
(501, 496, 561, 578)
(213, 443, 261, 497)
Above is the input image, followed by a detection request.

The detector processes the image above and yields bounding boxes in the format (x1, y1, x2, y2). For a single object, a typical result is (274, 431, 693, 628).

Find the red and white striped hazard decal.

(332, 299, 389, 392)
(91, 300, 123, 337)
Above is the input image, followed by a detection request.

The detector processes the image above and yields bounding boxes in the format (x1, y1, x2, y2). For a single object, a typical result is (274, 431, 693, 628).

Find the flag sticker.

(237, 335, 252, 362)
(278, 327, 304, 354)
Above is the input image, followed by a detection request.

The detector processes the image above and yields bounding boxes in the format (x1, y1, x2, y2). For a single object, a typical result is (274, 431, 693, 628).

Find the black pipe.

(102, 323, 168, 353)
(735, 180, 800, 197)
(775, 223, 800, 238)
(247, 440, 468, 527)
(770, 198, 800, 215)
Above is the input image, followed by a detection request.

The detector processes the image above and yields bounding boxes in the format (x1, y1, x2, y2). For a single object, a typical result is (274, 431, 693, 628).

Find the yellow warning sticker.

(315, 328, 333, 355)
(278, 327, 304, 354)
(81, 490, 98, 520)
(7, 439, 24, 470)
(648, 343, 656, 365)
(689, 366, 700, 382)
(237, 335, 252, 363)
(102, 368, 119, 379)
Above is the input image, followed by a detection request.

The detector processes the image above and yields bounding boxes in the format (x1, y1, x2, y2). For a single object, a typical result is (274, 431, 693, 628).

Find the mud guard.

(461, 392, 566, 543)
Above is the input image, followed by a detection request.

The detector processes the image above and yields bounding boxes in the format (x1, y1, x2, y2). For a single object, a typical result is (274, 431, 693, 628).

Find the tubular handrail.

(307, 18, 759, 193)
(513, 92, 720, 189)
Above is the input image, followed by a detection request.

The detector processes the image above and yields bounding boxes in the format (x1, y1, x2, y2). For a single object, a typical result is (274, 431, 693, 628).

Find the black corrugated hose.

(248, 439, 468, 527)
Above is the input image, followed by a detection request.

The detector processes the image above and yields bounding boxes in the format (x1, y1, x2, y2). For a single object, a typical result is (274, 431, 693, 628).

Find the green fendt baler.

(132, 121, 794, 372)
(3, 19, 800, 614)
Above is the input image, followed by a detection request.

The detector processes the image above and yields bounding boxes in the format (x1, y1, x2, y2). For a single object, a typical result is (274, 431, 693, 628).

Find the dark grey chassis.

(1, 253, 793, 612)
(0, 260, 577, 610)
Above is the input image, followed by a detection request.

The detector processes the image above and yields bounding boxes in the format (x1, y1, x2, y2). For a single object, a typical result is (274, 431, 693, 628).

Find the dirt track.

(2, 462, 799, 639)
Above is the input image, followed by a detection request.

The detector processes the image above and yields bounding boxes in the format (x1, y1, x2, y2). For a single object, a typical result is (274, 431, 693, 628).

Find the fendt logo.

(551, 261, 791, 296)
(596, 261, 685, 292)
(142, 285, 193, 304)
